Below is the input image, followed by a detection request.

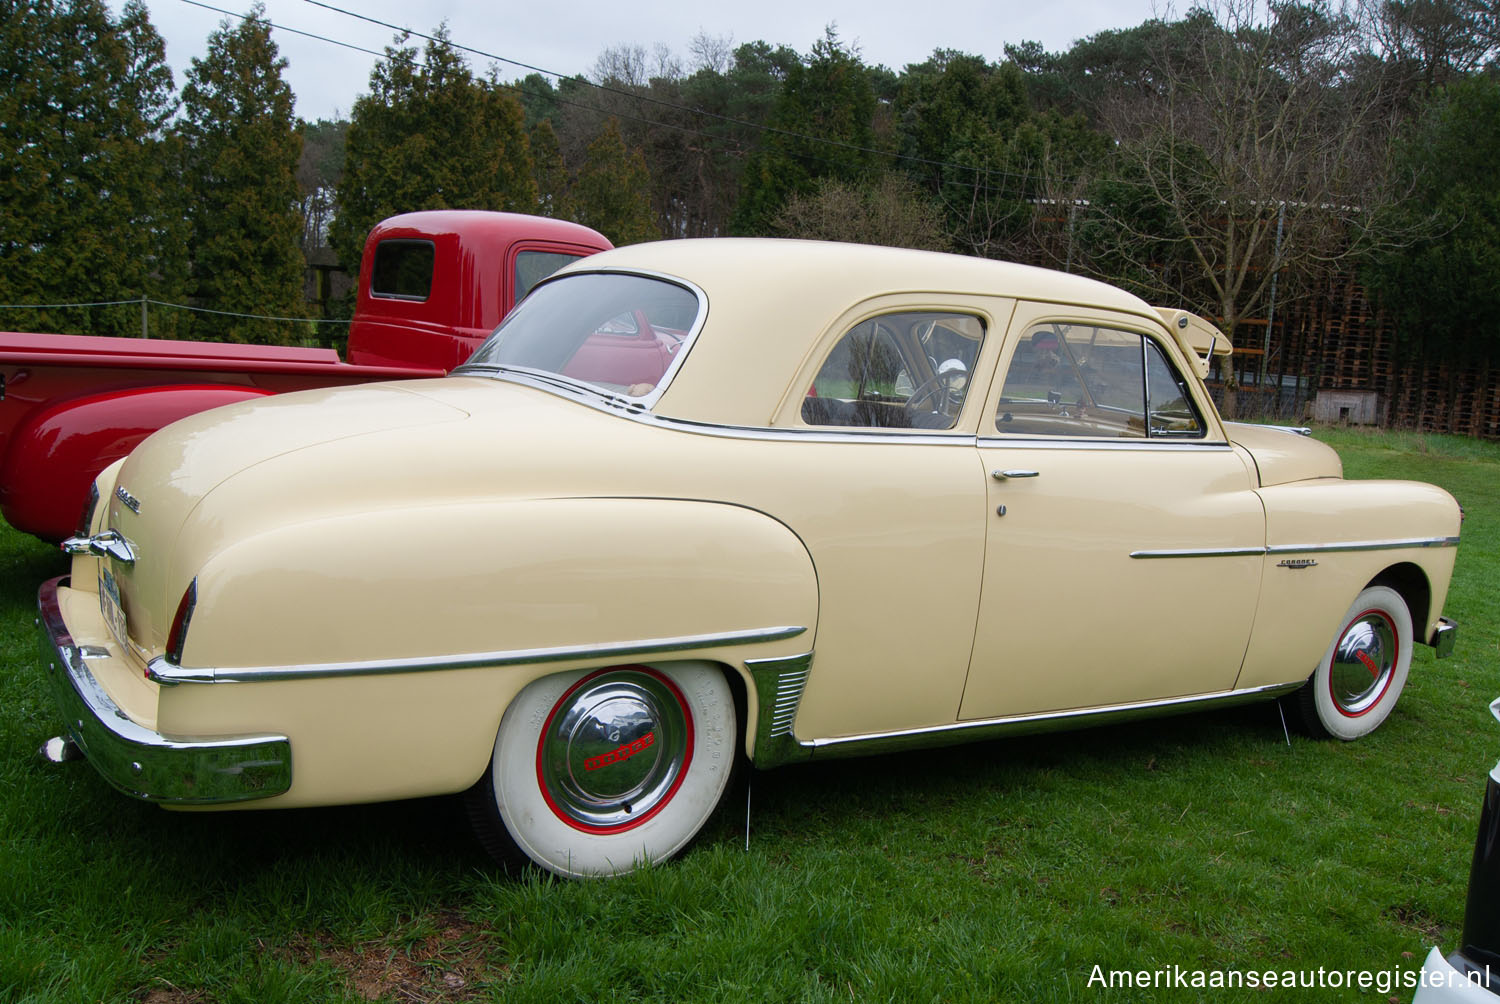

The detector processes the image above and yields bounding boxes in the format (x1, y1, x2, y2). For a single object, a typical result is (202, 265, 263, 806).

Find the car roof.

(555, 238, 1164, 427)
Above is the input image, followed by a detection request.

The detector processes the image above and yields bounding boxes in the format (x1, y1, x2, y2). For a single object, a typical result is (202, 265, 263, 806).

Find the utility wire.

(189, 1, 759, 157)
(183, 1, 1113, 203)
(0, 299, 350, 325)
(183, 0, 419, 69)
(301, 0, 1067, 191)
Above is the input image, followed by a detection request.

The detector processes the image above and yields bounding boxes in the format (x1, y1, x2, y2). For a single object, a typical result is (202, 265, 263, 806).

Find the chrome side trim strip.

(1131, 536, 1460, 560)
(149, 624, 808, 685)
(1129, 547, 1266, 559)
(1265, 536, 1461, 555)
(35, 577, 291, 804)
(746, 652, 813, 769)
(779, 681, 1303, 764)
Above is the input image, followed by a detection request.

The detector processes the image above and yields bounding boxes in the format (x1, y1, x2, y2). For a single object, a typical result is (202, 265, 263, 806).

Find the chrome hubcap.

(537, 668, 692, 832)
(1328, 610, 1398, 717)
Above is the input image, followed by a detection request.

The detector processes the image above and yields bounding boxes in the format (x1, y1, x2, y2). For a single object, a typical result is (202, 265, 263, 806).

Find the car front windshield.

(461, 272, 701, 400)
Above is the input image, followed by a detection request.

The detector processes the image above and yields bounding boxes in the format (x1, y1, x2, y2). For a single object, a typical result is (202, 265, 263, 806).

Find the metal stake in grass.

(1277, 702, 1292, 747)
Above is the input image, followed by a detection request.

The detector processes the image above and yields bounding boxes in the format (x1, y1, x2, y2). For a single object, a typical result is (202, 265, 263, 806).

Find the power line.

(301, 0, 1063, 191)
(183, 0, 422, 70)
(0, 298, 350, 325)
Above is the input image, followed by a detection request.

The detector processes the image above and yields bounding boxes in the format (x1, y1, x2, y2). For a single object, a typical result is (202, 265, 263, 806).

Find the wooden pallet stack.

(1274, 276, 1498, 438)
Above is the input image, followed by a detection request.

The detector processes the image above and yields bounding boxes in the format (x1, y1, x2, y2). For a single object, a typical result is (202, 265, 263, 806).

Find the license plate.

(98, 568, 128, 651)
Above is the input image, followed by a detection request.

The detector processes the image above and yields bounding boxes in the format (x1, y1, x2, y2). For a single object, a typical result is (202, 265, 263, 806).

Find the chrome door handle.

(991, 469, 1039, 480)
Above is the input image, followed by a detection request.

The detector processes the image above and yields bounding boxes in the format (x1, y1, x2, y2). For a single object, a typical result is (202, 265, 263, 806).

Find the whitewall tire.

(1296, 585, 1413, 741)
(466, 661, 737, 878)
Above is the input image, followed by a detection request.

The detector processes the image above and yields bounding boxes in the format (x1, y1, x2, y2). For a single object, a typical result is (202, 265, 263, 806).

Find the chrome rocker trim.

(35, 577, 291, 804)
(148, 624, 809, 685)
(747, 677, 1302, 769)
(1130, 535, 1461, 560)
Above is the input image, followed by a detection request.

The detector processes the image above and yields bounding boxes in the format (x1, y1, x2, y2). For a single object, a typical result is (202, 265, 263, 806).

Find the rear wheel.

(1293, 585, 1412, 740)
(465, 661, 736, 877)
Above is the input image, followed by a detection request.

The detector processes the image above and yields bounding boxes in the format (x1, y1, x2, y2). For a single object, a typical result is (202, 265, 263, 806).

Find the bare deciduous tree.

(1046, 0, 1411, 402)
(771, 175, 950, 251)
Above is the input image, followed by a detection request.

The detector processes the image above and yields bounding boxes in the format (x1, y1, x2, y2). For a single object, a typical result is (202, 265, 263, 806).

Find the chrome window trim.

(641, 412, 977, 446)
(978, 436, 1232, 452)
(1130, 535, 1461, 560)
(454, 266, 709, 412)
(753, 680, 1301, 767)
(149, 624, 808, 685)
(464, 373, 982, 445)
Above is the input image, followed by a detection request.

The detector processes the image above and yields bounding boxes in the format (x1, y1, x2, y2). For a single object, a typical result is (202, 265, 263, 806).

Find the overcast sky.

(115, 0, 1167, 122)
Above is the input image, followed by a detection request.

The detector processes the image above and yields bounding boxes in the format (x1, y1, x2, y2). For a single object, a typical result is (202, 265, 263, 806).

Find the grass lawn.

(1, 425, 1495, 1003)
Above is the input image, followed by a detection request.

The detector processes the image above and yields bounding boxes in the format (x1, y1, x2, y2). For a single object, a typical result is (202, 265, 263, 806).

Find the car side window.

(1145, 338, 1206, 436)
(802, 312, 985, 430)
(995, 324, 1203, 439)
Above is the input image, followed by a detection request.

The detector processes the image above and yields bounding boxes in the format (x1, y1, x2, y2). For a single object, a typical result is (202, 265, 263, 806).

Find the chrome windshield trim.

(1131, 536, 1460, 560)
(766, 681, 1303, 764)
(453, 266, 708, 412)
(148, 624, 808, 684)
(977, 437, 1232, 452)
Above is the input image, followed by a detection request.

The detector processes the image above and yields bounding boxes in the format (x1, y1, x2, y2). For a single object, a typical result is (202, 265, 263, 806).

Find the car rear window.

(370, 240, 435, 301)
(462, 272, 702, 400)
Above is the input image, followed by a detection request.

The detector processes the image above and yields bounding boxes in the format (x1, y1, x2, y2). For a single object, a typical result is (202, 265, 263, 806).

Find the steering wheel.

(904, 377, 949, 416)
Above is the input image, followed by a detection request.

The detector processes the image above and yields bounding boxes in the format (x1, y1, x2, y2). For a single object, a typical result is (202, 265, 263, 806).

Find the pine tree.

(571, 119, 659, 245)
(331, 28, 538, 277)
(0, 0, 181, 337)
(177, 3, 306, 344)
(530, 118, 571, 220)
(731, 29, 879, 235)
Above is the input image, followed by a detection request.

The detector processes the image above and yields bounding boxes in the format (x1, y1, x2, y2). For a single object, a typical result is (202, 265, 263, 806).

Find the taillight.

(164, 580, 198, 667)
(75, 482, 101, 537)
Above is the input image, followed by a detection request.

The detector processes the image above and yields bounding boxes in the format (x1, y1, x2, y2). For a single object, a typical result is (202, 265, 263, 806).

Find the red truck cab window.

(516, 250, 585, 302)
(371, 240, 436, 301)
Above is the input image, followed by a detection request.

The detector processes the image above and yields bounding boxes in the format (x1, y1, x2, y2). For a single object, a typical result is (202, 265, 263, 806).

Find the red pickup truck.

(0, 211, 611, 542)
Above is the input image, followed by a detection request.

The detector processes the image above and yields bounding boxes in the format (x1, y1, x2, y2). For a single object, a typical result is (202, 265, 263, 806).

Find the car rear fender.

(153, 497, 818, 807)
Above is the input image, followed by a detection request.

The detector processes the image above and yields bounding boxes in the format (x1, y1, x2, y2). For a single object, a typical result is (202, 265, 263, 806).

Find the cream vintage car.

(37, 239, 1461, 878)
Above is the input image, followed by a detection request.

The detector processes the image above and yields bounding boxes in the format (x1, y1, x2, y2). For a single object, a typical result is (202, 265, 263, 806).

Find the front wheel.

(1293, 585, 1413, 741)
(465, 661, 737, 878)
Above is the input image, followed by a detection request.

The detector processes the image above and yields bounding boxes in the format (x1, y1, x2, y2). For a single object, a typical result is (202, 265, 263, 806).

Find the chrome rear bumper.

(35, 576, 291, 804)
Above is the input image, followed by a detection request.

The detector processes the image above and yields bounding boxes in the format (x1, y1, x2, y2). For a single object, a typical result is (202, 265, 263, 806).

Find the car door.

(960, 303, 1265, 721)
(768, 300, 1002, 739)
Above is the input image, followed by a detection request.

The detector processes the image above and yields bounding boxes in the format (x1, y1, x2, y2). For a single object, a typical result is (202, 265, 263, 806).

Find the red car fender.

(0, 384, 273, 542)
